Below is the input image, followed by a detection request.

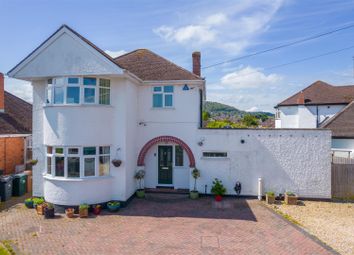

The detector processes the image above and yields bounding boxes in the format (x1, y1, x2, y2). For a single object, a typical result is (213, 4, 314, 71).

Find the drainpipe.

(258, 178, 263, 200)
(316, 105, 319, 128)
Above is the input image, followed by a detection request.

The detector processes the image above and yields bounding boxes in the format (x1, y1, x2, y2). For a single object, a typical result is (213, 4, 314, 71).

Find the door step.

(146, 188, 189, 194)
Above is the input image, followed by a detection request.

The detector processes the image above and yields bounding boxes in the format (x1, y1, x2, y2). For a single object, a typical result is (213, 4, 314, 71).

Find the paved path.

(0, 194, 335, 255)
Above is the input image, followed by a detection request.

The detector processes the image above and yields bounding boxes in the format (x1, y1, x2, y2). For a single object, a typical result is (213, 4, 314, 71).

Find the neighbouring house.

(275, 81, 354, 156)
(0, 73, 32, 175)
(7, 25, 332, 206)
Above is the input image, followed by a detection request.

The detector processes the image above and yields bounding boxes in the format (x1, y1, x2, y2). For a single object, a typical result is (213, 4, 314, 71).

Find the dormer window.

(153, 85, 174, 108)
(46, 77, 111, 105)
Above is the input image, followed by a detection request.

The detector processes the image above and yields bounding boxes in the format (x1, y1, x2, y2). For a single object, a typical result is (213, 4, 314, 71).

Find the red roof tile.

(321, 101, 354, 138)
(276, 81, 354, 107)
(114, 49, 202, 81)
(0, 92, 32, 134)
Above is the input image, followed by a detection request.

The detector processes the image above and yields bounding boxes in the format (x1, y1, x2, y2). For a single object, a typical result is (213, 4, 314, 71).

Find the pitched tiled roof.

(276, 81, 354, 107)
(321, 101, 354, 138)
(114, 49, 202, 81)
(0, 92, 32, 134)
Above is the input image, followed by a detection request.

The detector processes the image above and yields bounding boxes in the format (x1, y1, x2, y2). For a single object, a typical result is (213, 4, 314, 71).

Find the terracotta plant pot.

(36, 204, 47, 215)
(215, 195, 223, 202)
(285, 193, 298, 205)
(79, 208, 88, 218)
(266, 194, 275, 204)
(65, 208, 75, 218)
(112, 160, 122, 167)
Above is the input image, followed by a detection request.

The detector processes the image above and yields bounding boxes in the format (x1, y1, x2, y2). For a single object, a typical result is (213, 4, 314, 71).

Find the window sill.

(44, 104, 113, 108)
(43, 174, 113, 182)
(200, 157, 230, 160)
(151, 107, 175, 110)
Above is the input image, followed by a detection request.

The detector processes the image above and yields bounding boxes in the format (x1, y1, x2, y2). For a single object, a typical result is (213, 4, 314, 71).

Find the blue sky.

(1, 0, 354, 112)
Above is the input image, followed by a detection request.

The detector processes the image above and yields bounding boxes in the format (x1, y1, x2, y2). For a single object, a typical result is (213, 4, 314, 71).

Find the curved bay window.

(46, 146, 111, 178)
(46, 77, 111, 105)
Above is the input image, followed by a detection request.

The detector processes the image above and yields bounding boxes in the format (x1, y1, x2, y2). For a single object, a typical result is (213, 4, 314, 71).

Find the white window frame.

(45, 145, 111, 179)
(45, 77, 111, 106)
(152, 85, 174, 108)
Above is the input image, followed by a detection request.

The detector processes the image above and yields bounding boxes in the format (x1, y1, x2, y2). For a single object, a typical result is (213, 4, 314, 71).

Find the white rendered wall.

(32, 80, 47, 197)
(277, 106, 298, 128)
(278, 104, 346, 128)
(194, 129, 332, 198)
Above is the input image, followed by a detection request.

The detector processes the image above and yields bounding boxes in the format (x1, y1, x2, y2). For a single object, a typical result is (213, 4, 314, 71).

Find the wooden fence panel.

(331, 163, 354, 198)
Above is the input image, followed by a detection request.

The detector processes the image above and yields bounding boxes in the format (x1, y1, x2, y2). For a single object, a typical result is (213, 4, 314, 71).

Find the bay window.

(46, 77, 111, 105)
(46, 145, 111, 178)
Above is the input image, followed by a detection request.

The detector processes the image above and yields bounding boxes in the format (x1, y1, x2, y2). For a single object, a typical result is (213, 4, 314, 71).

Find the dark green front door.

(158, 146, 173, 185)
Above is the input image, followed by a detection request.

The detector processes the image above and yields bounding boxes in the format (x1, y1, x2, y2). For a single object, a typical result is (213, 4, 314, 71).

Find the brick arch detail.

(137, 136, 196, 167)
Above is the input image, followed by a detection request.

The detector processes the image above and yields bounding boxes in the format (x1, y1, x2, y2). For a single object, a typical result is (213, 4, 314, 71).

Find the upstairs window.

(46, 77, 111, 105)
(153, 85, 174, 108)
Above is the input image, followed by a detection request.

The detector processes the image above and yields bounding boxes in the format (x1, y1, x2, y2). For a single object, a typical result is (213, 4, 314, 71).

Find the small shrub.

(79, 204, 89, 210)
(211, 178, 227, 196)
(191, 168, 200, 191)
(107, 201, 120, 207)
(266, 191, 275, 196)
(286, 191, 295, 196)
(32, 197, 44, 206)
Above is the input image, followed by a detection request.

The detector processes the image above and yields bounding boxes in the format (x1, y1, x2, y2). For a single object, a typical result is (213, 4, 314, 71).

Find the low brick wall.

(0, 136, 26, 174)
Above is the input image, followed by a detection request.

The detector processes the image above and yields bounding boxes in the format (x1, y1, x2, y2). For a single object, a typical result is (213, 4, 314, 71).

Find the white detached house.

(8, 25, 333, 205)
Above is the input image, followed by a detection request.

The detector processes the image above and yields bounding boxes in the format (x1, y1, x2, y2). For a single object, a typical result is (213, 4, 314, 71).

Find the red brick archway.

(137, 136, 195, 167)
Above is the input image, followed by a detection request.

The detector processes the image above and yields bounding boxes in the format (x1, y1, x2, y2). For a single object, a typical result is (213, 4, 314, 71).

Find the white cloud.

(154, 25, 216, 45)
(221, 66, 282, 89)
(4, 77, 32, 103)
(153, 0, 284, 53)
(204, 13, 228, 26)
(104, 50, 127, 58)
(246, 106, 259, 112)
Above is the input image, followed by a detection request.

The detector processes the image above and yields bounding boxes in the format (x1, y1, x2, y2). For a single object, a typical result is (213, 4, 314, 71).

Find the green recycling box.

(12, 173, 27, 196)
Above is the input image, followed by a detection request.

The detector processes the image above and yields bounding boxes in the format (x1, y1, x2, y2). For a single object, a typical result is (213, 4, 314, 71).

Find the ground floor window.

(46, 145, 110, 178)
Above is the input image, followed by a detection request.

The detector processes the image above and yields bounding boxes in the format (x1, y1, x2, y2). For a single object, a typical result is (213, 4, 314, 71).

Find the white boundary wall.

(194, 129, 332, 198)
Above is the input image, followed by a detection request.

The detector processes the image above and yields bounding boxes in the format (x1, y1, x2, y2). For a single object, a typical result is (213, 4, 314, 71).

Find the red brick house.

(0, 73, 32, 175)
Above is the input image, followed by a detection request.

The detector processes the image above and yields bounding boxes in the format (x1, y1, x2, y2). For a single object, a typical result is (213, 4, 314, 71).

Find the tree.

(242, 114, 259, 127)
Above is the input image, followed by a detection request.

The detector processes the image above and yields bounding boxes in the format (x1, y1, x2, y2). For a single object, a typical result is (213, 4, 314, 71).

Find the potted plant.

(27, 159, 38, 166)
(112, 159, 122, 167)
(36, 202, 47, 215)
(190, 168, 200, 199)
(79, 204, 89, 218)
(44, 203, 55, 219)
(107, 201, 120, 212)
(65, 208, 75, 218)
(134, 170, 146, 198)
(92, 204, 102, 215)
(33, 197, 44, 208)
(211, 178, 227, 202)
(285, 192, 298, 205)
(265, 191, 275, 204)
(24, 197, 34, 208)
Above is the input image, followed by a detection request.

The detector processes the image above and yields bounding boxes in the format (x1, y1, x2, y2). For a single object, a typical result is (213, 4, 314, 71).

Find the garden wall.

(194, 129, 332, 199)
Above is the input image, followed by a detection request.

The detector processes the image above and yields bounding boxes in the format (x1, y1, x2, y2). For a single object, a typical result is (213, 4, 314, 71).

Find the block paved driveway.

(0, 193, 335, 255)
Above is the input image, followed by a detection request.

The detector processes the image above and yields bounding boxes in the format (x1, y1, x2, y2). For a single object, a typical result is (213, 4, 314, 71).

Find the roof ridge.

(113, 49, 147, 60)
(321, 100, 354, 128)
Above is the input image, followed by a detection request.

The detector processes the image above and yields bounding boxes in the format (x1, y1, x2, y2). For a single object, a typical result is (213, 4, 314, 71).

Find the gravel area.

(267, 200, 354, 255)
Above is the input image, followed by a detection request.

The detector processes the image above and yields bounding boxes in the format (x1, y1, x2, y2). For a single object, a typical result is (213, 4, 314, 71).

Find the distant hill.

(204, 101, 274, 121)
